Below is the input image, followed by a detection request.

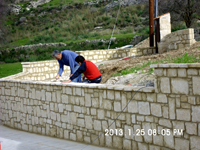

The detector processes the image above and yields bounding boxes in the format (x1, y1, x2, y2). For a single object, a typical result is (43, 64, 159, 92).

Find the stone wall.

(2, 47, 155, 81)
(76, 47, 156, 63)
(158, 28, 196, 53)
(1, 63, 200, 150)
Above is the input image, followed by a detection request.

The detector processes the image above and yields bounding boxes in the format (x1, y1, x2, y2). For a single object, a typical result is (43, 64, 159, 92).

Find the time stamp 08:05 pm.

(105, 128, 184, 136)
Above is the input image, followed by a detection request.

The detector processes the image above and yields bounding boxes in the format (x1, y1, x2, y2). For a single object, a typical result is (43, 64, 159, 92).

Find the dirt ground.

(99, 41, 200, 83)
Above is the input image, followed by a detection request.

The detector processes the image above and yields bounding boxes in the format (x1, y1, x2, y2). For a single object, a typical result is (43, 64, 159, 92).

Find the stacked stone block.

(158, 28, 196, 53)
(1, 63, 200, 149)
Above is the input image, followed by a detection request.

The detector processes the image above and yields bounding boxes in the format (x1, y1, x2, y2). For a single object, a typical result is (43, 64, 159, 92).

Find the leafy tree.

(159, 0, 200, 28)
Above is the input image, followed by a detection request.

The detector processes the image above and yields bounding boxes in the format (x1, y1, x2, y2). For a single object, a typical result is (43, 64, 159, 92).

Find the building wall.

(1, 63, 200, 150)
(158, 28, 196, 53)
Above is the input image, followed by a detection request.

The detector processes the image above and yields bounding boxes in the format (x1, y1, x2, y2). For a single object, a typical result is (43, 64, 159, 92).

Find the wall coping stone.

(0, 79, 155, 92)
(150, 63, 200, 68)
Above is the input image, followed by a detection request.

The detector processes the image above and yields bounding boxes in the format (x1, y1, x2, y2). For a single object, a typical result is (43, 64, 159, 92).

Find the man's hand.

(82, 75, 85, 80)
(70, 74, 73, 77)
(62, 80, 71, 84)
(55, 74, 60, 80)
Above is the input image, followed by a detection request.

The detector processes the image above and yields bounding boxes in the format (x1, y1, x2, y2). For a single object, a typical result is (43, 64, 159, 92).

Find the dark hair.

(75, 55, 85, 63)
(52, 50, 61, 57)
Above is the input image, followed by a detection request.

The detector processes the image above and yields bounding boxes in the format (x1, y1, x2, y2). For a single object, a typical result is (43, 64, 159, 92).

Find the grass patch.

(0, 62, 22, 78)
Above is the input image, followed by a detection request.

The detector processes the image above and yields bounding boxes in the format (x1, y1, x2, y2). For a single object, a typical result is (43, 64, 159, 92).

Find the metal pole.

(149, 0, 154, 47)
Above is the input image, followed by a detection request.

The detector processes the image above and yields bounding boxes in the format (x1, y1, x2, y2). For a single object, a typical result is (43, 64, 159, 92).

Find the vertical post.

(155, 0, 158, 53)
(149, 0, 154, 47)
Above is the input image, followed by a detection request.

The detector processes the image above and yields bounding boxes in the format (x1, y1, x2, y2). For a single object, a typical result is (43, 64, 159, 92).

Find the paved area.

(0, 125, 113, 150)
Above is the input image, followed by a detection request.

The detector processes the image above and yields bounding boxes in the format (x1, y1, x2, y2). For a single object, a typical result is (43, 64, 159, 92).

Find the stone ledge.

(150, 63, 200, 69)
(0, 79, 155, 92)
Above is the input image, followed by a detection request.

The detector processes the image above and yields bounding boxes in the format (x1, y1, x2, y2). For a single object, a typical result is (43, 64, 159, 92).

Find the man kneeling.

(62, 55, 102, 84)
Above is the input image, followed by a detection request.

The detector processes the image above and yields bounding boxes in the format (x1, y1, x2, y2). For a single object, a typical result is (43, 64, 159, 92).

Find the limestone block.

(94, 120, 101, 131)
(66, 104, 72, 111)
(149, 145, 161, 150)
(143, 122, 153, 143)
(70, 112, 77, 125)
(92, 98, 99, 108)
(123, 139, 131, 150)
(175, 138, 189, 150)
(85, 93, 91, 107)
(190, 136, 200, 149)
(164, 131, 174, 148)
(154, 69, 163, 76)
(85, 116, 93, 129)
(113, 136, 123, 149)
(128, 101, 138, 113)
(188, 96, 196, 105)
(58, 104, 64, 112)
(178, 69, 187, 77)
(138, 143, 148, 150)
(153, 135, 163, 146)
(160, 78, 171, 93)
(77, 119, 85, 127)
(137, 115, 144, 121)
(185, 122, 197, 135)
(98, 109, 105, 119)
(134, 125, 143, 142)
(159, 119, 172, 128)
(46, 92, 51, 101)
(124, 125, 133, 140)
(105, 136, 112, 147)
(171, 78, 188, 94)
(138, 102, 150, 115)
(151, 103, 162, 117)
(177, 109, 190, 121)
(70, 133, 76, 141)
(115, 91, 121, 100)
(169, 98, 175, 119)
(193, 77, 200, 95)
(172, 121, 185, 130)
(147, 93, 156, 102)
(168, 69, 177, 77)
(107, 91, 114, 100)
(192, 106, 200, 122)
(73, 106, 81, 113)
(66, 87, 72, 95)
(114, 102, 121, 112)
(187, 69, 198, 75)
(129, 115, 135, 124)
(103, 100, 112, 110)
(61, 114, 68, 123)
(157, 94, 168, 103)
(61, 94, 68, 104)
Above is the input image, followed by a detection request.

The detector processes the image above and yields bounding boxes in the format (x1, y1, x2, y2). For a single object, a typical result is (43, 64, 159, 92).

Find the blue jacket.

(57, 50, 79, 75)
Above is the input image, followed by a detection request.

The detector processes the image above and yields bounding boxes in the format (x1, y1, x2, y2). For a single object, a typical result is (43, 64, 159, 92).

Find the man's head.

(75, 55, 85, 65)
(52, 50, 62, 60)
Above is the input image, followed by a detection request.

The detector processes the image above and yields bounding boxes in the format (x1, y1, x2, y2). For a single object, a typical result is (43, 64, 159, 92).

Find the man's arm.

(62, 63, 86, 84)
(58, 60, 64, 76)
(70, 63, 86, 81)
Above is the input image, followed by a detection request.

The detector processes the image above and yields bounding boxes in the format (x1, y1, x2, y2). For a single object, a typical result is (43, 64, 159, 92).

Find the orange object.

(122, 57, 130, 60)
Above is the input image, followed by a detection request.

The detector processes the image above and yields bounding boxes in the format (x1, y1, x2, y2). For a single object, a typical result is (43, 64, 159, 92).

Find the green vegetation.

(112, 52, 200, 77)
(3, 3, 149, 51)
(0, 62, 22, 78)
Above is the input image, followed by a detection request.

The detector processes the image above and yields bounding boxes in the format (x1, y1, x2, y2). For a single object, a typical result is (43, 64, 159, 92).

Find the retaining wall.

(3, 47, 155, 81)
(158, 28, 196, 53)
(1, 63, 200, 150)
